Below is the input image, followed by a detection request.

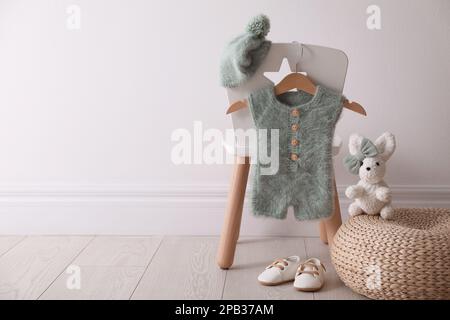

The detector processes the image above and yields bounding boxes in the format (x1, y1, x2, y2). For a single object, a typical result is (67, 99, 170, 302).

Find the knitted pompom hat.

(220, 14, 271, 88)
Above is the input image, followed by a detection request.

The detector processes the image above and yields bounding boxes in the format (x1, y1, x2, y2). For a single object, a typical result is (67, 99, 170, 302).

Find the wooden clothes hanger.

(226, 72, 367, 116)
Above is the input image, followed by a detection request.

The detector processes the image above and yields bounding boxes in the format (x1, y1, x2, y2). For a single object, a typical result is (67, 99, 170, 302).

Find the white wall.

(0, 0, 449, 234)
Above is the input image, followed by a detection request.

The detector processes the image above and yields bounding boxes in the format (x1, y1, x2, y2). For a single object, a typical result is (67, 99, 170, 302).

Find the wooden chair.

(217, 43, 360, 269)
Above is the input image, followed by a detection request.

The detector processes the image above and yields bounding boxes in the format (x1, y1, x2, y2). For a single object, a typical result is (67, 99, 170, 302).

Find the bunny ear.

(375, 132, 396, 160)
(348, 134, 364, 156)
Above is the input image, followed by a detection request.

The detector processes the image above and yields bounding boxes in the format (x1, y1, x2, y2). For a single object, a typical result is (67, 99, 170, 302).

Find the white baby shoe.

(293, 258, 326, 292)
(257, 256, 300, 286)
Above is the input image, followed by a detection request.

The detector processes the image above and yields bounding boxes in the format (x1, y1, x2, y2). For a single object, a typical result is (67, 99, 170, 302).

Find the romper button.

(291, 109, 300, 117)
(291, 154, 299, 161)
(291, 124, 299, 132)
(291, 139, 299, 146)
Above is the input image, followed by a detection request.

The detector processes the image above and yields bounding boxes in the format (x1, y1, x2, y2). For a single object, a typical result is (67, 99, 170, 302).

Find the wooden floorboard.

(0, 236, 25, 257)
(0, 236, 92, 300)
(131, 237, 226, 300)
(74, 236, 162, 267)
(0, 235, 363, 300)
(40, 266, 145, 300)
(40, 236, 162, 300)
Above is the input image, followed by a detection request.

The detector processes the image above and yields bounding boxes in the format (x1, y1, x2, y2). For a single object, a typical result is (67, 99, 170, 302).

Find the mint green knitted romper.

(248, 85, 343, 220)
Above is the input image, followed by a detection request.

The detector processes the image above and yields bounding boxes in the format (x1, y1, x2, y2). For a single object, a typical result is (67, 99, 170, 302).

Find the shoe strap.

(296, 259, 326, 277)
(266, 258, 289, 271)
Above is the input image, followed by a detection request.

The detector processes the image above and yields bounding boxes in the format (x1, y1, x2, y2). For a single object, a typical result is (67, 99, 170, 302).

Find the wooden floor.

(0, 236, 366, 300)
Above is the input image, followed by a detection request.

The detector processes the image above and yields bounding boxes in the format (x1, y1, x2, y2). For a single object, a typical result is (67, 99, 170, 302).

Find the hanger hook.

(299, 44, 304, 73)
(292, 41, 303, 73)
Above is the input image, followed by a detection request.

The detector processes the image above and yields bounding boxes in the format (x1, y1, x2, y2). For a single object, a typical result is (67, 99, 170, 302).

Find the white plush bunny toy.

(343, 132, 396, 220)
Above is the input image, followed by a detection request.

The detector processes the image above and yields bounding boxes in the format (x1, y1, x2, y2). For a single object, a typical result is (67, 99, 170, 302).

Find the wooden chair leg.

(319, 221, 328, 244)
(321, 180, 343, 246)
(217, 156, 250, 270)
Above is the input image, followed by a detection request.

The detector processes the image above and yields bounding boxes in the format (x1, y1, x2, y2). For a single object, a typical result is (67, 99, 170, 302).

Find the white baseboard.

(0, 184, 449, 235)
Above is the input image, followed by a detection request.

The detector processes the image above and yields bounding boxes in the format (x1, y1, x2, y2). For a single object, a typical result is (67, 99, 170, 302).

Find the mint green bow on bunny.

(343, 138, 379, 175)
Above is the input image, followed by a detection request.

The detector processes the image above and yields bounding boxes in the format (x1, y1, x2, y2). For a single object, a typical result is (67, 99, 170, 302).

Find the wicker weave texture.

(331, 208, 450, 300)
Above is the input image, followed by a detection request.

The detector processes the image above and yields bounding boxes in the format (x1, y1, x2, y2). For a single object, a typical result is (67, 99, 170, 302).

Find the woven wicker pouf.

(331, 208, 450, 300)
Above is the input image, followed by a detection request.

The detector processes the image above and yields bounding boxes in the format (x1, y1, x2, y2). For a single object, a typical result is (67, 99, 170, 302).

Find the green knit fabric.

(248, 85, 343, 220)
(219, 15, 271, 88)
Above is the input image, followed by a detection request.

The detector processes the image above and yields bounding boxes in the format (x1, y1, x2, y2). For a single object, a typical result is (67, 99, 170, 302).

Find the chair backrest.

(225, 43, 348, 157)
